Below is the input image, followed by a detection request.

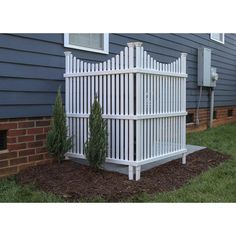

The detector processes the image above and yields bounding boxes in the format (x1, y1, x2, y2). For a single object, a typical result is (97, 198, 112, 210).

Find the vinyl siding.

(0, 33, 236, 119)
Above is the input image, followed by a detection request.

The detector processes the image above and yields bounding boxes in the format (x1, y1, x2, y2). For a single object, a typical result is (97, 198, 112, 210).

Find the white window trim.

(64, 33, 109, 54)
(210, 33, 225, 44)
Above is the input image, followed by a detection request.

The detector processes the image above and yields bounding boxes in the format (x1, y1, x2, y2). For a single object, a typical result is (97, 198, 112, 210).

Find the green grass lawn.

(0, 123, 236, 202)
(0, 177, 63, 202)
(130, 123, 236, 202)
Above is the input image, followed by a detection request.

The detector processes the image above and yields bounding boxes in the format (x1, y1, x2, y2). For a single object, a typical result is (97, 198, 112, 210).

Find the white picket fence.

(64, 42, 187, 180)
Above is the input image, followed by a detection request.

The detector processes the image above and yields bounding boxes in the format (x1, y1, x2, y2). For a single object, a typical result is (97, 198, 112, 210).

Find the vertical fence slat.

(87, 63, 91, 114)
(84, 62, 88, 149)
(69, 55, 73, 115)
(103, 61, 107, 115)
(115, 55, 120, 159)
(91, 64, 95, 105)
(144, 120, 147, 159)
(124, 48, 129, 160)
(76, 60, 80, 154)
(107, 60, 111, 158)
(144, 51, 147, 114)
(94, 63, 98, 96)
(68, 54, 73, 153)
(80, 61, 83, 114)
(120, 51, 124, 160)
(154, 67, 157, 157)
(99, 63, 103, 107)
(72, 57, 77, 153)
(111, 57, 115, 159)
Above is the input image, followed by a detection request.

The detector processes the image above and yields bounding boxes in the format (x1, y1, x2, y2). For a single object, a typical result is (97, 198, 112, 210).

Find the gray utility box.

(198, 47, 216, 87)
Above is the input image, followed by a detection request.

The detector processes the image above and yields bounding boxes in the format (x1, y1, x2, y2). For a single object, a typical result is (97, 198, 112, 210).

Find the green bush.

(46, 87, 72, 164)
(85, 96, 107, 169)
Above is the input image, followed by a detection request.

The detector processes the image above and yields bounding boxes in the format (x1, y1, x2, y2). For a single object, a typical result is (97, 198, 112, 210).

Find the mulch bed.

(17, 148, 230, 202)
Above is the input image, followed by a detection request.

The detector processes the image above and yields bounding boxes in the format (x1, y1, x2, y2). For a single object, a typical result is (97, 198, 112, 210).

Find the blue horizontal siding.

(0, 47, 64, 68)
(0, 105, 54, 118)
(0, 91, 63, 105)
(0, 33, 236, 119)
(0, 77, 64, 92)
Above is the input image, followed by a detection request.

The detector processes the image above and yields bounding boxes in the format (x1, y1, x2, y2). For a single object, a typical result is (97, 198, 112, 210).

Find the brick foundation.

(0, 117, 53, 178)
(187, 106, 236, 132)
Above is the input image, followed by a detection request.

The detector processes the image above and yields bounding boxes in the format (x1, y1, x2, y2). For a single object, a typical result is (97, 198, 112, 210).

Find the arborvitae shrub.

(85, 96, 107, 169)
(46, 87, 72, 164)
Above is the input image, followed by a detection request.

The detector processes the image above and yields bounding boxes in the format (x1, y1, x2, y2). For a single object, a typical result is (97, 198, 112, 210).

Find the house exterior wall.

(0, 33, 236, 119)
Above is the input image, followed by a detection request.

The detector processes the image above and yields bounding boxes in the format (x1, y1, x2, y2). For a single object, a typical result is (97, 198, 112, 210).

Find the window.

(210, 33, 225, 44)
(64, 33, 109, 54)
(228, 109, 233, 117)
(186, 113, 194, 124)
(0, 130, 7, 151)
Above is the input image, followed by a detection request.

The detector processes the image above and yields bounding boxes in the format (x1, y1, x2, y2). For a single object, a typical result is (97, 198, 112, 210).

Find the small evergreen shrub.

(46, 87, 72, 164)
(85, 96, 107, 169)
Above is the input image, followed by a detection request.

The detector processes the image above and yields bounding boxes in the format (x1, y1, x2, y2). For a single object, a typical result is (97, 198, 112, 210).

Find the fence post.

(181, 53, 187, 112)
(127, 42, 135, 180)
(134, 42, 143, 180)
(181, 53, 187, 164)
(64, 51, 71, 115)
(64, 51, 71, 158)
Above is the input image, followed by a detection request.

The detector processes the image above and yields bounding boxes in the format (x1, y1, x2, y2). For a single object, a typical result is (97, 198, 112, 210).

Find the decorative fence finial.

(127, 42, 135, 48)
(133, 42, 143, 47)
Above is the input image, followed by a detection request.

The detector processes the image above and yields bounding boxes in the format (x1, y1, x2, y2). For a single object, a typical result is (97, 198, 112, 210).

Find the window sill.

(64, 44, 109, 55)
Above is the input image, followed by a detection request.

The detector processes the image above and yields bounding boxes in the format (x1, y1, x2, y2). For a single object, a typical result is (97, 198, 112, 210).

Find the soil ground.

(17, 148, 229, 202)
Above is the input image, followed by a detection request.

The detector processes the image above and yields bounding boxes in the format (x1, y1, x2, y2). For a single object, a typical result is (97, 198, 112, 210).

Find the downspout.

(209, 87, 215, 128)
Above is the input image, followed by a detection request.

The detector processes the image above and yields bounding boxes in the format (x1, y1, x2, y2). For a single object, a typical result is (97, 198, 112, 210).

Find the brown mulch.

(17, 148, 230, 202)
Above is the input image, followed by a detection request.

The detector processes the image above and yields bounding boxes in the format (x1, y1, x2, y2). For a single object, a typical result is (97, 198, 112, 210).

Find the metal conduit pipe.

(196, 86, 203, 126)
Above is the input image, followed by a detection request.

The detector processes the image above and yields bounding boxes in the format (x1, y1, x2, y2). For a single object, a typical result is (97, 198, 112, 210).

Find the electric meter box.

(198, 47, 216, 87)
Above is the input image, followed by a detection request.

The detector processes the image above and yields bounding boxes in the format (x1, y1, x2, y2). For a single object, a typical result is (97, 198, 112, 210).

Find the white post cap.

(127, 42, 135, 48)
(133, 42, 143, 47)
(127, 42, 143, 48)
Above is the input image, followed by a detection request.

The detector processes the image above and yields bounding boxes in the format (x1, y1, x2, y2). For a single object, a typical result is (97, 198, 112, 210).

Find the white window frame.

(64, 33, 109, 54)
(210, 33, 225, 44)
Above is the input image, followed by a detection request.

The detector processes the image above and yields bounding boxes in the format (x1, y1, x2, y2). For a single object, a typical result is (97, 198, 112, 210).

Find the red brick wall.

(187, 106, 236, 132)
(0, 117, 53, 178)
